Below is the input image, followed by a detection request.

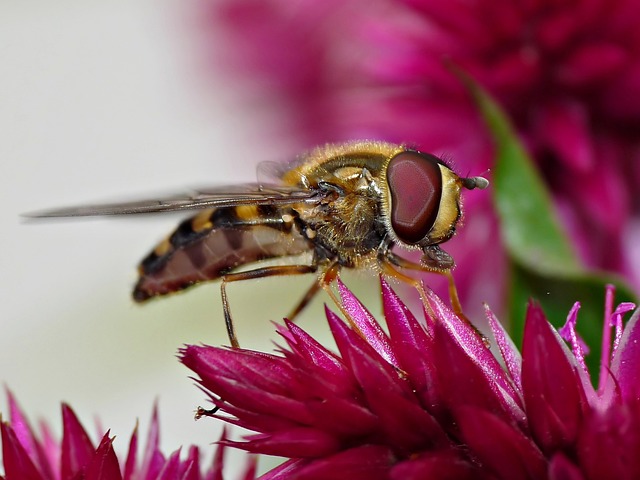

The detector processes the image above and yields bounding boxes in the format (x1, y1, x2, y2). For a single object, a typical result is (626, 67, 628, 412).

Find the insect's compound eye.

(386, 151, 443, 244)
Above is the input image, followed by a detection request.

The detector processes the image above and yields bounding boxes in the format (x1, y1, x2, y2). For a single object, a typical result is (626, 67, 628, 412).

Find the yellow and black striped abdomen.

(133, 205, 310, 302)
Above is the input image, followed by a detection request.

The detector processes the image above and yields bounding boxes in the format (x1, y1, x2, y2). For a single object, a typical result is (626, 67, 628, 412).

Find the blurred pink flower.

(182, 279, 639, 479)
(0, 393, 256, 480)
(203, 0, 640, 309)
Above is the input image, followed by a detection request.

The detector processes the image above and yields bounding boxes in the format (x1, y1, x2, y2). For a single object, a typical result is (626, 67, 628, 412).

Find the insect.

(27, 140, 488, 347)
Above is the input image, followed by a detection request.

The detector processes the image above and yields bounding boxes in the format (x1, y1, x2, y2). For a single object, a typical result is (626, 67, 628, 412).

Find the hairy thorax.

(300, 191, 385, 268)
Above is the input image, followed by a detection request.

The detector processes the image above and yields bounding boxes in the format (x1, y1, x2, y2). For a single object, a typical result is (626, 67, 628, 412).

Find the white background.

(1, 0, 371, 474)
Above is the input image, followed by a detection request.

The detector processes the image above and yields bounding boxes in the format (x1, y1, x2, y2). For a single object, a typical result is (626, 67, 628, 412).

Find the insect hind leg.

(287, 280, 322, 322)
(220, 264, 318, 347)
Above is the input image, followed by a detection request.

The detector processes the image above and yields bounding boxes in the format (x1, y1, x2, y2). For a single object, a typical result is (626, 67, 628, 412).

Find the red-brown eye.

(387, 151, 443, 244)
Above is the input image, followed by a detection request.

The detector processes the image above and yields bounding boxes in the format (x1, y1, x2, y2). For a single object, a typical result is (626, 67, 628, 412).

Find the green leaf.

(460, 73, 637, 377)
(470, 83, 581, 275)
(509, 265, 634, 375)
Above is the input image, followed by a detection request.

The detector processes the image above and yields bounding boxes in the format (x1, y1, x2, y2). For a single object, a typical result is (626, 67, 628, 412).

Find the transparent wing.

(24, 184, 317, 218)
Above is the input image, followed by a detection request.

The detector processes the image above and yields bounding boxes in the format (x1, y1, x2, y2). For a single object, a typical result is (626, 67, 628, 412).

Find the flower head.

(205, 0, 640, 304)
(0, 392, 256, 480)
(181, 279, 639, 478)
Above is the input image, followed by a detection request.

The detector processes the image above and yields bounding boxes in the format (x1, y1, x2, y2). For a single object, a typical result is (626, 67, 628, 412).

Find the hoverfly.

(27, 141, 488, 347)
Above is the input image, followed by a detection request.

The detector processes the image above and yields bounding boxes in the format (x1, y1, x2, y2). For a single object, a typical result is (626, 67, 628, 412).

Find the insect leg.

(287, 280, 322, 322)
(220, 264, 317, 347)
(382, 251, 467, 323)
(316, 261, 381, 340)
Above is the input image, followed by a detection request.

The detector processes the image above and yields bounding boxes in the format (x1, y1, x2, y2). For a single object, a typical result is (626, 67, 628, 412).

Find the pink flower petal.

(521, 302, 588, 453)
(156, 448, 182, 480)
(344, 335, 449, 453)
(608, 308, 640, 402)
(337, 279, 399, 367)
(287, 444, 395, 480)
(0, 421, 44, 480)
(485, 304, 522, 392)
(548, 453, 585, 480)
(222, 428, 340, 457)
(389, 450, 478, 480)
(139, 404, 165, 480)
(456, 407, 546, 480)
(210, 427, 227, 480)
(380, 276, 439, 408)
(557, 302, 588, 374)
(303, 395, 378, 437)
(282, 319, 356, 395)
(61, 404, 96, 480)
(611, 302, 636, 355)
(182, 446, 202, 480)
(555, 302, 597, 406)
(6, 391, 54, 480)
(430, 319, 525, 427)
(559, 42, 628, 87)
(123, 422, 138, 480)
(325, 307, 399, 391)
(535, 100, 594, 171)
(85, 432, 122, 480)
(425, 287, 524, 416)
(577, 402, 640, 478)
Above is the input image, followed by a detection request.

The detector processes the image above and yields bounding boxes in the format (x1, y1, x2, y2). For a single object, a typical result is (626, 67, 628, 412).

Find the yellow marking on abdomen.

(153, 237, 172, 256)
(192, 209, 214, 232)
(236, 204, 259, 221)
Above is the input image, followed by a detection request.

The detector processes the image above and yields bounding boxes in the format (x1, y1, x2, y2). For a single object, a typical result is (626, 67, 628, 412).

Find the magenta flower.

(181, 279, 639, 479)
(0, 392, 256, 480)
(204, 0, 640, 305)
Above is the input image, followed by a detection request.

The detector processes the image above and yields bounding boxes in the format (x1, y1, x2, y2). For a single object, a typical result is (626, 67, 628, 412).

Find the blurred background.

(4, 0, 640, 475)
(1, 0, 347, 473)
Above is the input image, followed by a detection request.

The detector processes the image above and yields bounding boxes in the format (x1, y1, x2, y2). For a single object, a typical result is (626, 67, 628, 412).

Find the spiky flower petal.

(182, 279, 639, 478)
(0, 392, 256, 480)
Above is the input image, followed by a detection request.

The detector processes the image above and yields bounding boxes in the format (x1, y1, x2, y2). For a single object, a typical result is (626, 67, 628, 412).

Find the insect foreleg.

(220, 264, 318, 347)
(381, 252, 488, 344)
(382, 251, 465, 324)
